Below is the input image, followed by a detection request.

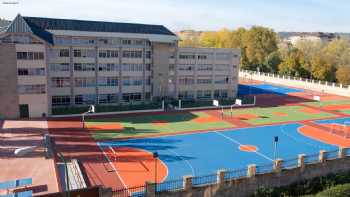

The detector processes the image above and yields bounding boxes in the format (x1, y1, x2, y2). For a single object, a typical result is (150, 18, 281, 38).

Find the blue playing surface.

(98, 119, 344, 181)
(238, 84, 303, 96)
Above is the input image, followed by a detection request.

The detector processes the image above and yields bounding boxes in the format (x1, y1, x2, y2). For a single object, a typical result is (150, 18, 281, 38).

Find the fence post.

(339, 147, 345, 159)
(247, 164, 256, 177)
(319, 150, 326, 163)
(217, 169, 226, 185)
(178, 100, 181, 109)
(183, 175, 192, 191)
(145, 181, 156, 197)
(274, 159, 282, 173)
(162, 100, 165, 110)
(298, 154, 305, 171)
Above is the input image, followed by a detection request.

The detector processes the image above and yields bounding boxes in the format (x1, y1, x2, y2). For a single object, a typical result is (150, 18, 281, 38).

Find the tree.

(264, 51, 282, 73)
(278, 48, 309, 77)
(336, 65, 350, 85)
(199, 31, 218, 48)
(242, 26, 278, 69)
(310, 56, 335, 81)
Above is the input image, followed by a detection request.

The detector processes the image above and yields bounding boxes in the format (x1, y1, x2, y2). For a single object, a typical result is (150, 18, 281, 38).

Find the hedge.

(52, 102, 162, 115)
(252, 171, 350, 197)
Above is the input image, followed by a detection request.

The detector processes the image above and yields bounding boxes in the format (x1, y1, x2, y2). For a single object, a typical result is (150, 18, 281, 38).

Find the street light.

(14, 146, 70, 197)
(153, 152, 159, 191)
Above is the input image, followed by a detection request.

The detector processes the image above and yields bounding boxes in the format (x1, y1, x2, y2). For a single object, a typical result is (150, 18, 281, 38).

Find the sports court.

(46, 82, 350, 192)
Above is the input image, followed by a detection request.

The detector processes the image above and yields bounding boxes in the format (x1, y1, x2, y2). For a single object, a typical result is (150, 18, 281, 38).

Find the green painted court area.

(303, 100, 350, 107)
(225, 105, 336, 125)
(86, 111, 235, 140)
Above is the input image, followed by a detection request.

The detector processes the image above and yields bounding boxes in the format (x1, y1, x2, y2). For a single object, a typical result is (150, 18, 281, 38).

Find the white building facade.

(0, 15, 240, 118)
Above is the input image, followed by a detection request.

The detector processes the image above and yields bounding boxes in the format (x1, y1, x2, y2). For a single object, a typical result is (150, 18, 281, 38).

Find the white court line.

(214, 131, 274, 162)
(166, 149, 196, 176)
(280, 124, 325, 150)
(98, 144, 130, 194)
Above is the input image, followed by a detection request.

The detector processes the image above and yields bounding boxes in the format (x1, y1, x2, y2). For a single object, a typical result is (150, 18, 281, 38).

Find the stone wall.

(0, 43, 19, 119)
(239, 70, 350, 97)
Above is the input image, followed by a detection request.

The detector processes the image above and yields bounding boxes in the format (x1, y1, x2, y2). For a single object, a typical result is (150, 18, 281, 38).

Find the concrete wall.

(0, 43, 20, 119)
(239, 70, 350, 97)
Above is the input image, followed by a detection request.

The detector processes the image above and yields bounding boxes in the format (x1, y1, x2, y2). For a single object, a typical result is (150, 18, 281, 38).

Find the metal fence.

(345, 148, 350, 157)
(324, 150, 339, 160)
(224, 168, 247, 181)
(112, 185, 145, 197)
(304, 153, 320, 164)
(256, 163, 274, 174)
(156, 179, 183, 192)
(192, 173, 218, 186)
(281, 158, 299, 169)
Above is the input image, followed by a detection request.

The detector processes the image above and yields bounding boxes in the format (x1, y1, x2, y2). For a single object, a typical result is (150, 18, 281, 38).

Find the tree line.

(178, 27, 350, 85)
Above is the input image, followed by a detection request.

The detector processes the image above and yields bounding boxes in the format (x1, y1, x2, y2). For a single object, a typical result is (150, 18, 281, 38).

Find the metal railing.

(256, 163, 274, 174)
(304, 153, 320, 164)
(156, 179, 183, 192)
(192, 174, 218, 186)
(281, 158, 299, 169)
(224, 168, 247, 181)
(112, 185, 145, 197)
(324, 150, 339, 160)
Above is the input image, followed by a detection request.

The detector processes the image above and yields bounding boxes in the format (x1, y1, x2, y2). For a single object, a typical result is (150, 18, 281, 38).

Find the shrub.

(316, 183, 350, 197)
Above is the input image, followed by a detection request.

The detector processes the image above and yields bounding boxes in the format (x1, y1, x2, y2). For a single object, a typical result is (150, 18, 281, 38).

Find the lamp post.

(153, 152, 159, 191)
(273, 136, 278, 160)
(14, 146, 70, 197)
(82, 105, 95, 129)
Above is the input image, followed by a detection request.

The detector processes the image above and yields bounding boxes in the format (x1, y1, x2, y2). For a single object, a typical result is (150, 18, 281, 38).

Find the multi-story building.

(0, 14, 240, 118)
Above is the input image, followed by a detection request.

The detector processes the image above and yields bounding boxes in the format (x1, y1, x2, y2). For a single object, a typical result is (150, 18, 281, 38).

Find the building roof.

(23, 16, 176, 36)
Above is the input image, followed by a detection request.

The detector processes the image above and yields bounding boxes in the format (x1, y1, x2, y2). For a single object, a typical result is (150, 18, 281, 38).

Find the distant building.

(0, 15, 240, 118)
(279, 32, 340, 45)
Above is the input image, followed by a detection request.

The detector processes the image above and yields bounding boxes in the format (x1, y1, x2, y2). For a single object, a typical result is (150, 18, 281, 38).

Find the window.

(72, 38, 95, 44)
(197, 78, 212, 84)
(134, 40, 144, 45)
(178, 65, 194, 71)
(75, 77, 96, 87)
(122, 64, 143, 72)
(74, 63, 95, 71)
(122, 77, 143, 86)
(122, 39, 132, 45)
(98, 39, 109, 44)
(214, 76, 229, 84)
(198, 55, 207, 60)
(18, 84, 46, 94)
(73, 49, 95, 57)
(98, 50, 118, 58)
(122, 51, 142, 58)
(146, 64, 151, 71)
(75, 94, 96, 105)
(146, 51, 151, 58)
(18, 68, 45, 76)
(52, 96, 70, 106)
(59, 49, 70, 57)
(17, 52, 44, 60)
(214, 90, 228, 98)
(98, 77, 118, 86)
(51, 77, 71, 88)
(98, 63, 118, 71)
(178, 91, 194, 100)
(197, 64, 212, 71)
(55, 37, 71, 45)
(179, 53, 195, 59)
(216, 53, 231, 60)
(197, 90, 212, 99)
(179, 77, 194, 85)
(215, 64, 230, 72)
(99, 94, 118, 104)
(50, 63, 70, 72)
(122, 93, 141, 102)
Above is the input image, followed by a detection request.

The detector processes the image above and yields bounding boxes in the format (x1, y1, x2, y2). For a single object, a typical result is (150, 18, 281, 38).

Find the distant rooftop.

(22, 16, 176, 36)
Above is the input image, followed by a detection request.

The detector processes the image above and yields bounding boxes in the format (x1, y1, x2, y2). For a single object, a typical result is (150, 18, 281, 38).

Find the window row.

(18, 68, 45, 76)
(178, 76, 229, 85)
(178, 89, 228, 100)
(49, 63, 151, 72)
(17, 52, 44, 60)
(179, 53, 232, 60)
(54, 37, 151, 46)
(51, 92, 144, 106)
(177, 64, 231, 71)
(18, 84, 46, 94)
(50, 77, 147, 87)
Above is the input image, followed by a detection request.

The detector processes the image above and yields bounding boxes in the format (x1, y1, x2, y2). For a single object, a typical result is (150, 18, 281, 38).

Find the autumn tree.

(242, 26, 278, 69)
(336, 65, 350, 85)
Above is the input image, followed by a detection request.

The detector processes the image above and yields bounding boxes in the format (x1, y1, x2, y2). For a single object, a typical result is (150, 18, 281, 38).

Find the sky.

(0, 0, 349, 32)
